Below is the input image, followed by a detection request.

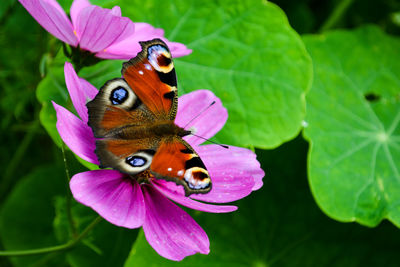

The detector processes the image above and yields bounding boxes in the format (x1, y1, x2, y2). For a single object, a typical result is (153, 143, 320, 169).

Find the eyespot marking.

(126, 156, 147, 167)
(100, 79, 136, 110)
(110, 87, 128, 105)
(147, 44, 173, 73)
(184, 168, 210, 190)
(156, 55, 172, 67)
(120, 151, 153, 174)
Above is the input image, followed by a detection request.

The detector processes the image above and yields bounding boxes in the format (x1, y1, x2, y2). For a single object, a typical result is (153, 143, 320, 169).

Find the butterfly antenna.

(190, 133, 229, 149)
(183, 101, 216, 129)
(183, 100, 228, 149)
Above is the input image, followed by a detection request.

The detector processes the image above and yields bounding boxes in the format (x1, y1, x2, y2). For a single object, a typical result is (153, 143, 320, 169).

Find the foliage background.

(1, 0, 400, 266)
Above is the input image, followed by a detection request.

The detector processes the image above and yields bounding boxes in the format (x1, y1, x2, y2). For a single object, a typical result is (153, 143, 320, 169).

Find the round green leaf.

(303, 26, 400, 227)
(116, 0, 312, 148)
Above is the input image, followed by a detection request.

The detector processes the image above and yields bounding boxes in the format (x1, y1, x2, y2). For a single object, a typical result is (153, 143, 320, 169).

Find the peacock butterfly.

(86, 38, 211, 196)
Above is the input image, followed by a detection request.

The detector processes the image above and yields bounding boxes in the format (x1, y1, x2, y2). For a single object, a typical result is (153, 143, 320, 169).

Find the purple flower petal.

(79, 77, 99, 100)
(110, 6, 121, 16)
(165, 41, 192, 58)
(151, 180, 237, 213)
(75, 5, 133, 52)
(142, 185, 209, 261)
(19, 0, 78, 46)
(176, 90, 228, 146)
(64, 62, 98, 123)
(70, 170, 146, 228)
(95, 23, 192, 60)
(190, 168, 255, 204)
(52, 101, 98, 164)
(70, 0, 91, 29)
(134, 22, 164, 36)
(196, 144, 265, 191)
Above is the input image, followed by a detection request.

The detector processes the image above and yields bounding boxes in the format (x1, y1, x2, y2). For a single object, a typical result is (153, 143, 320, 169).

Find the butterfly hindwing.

(122, 39, 178, 120)
(95, 138, 159, 175)
(150, 138, 212, 196)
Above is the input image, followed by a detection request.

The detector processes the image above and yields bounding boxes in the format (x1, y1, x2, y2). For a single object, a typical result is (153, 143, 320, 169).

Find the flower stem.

(319, 0, 354, 32)
(61, 143, 78, 237)
(0, 216, 102, 257)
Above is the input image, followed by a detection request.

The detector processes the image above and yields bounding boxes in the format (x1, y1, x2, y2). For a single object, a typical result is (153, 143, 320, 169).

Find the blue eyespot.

(148, 45, 168, 58)
(110, 87, 128, 105)
(126, 156, 147, 167)
(147, 45, 171, 69)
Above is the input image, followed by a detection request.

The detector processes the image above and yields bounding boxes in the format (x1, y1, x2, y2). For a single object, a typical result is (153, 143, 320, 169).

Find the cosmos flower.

(19, 0, 191, 59)
(52, 62, 264, 261)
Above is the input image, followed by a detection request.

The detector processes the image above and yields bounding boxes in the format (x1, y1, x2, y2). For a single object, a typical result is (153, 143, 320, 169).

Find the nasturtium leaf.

(0, 165, 67, 266)
(303, 26, 400, 227)
(113, 0, 312, 148)
(125, 137, 400, 266)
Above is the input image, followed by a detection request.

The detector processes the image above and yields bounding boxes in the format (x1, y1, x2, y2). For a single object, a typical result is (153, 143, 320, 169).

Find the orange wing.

(150, 138, 212, 196)
(122, 39, 178, 120)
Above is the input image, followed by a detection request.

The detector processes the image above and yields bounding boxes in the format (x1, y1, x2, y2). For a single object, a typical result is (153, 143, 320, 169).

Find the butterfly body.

(87, 39, 211, 196)
(106, 120, 190, 140)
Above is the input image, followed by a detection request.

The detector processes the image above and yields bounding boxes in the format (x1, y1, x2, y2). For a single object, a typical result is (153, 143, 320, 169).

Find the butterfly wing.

(87, 77, 161, 174)
(150, 138, 212, 196)
(122, 39, 178, 120)
(87, 39, 177, 138)
(86, 39, 177, 172)
(87, 78, 155, 138)
(86, 39, 212, 196)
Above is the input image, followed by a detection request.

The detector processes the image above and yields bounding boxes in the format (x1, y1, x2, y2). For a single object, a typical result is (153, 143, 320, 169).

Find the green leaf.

(53, 197, 138, 267)
(0, 165, 67, 266)
(115, 0, 312, 149)
(125, 137, 400, 266)
(303, 26, 400, 227)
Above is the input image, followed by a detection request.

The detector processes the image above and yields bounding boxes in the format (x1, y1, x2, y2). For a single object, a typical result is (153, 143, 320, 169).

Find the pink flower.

(19, 0, 191, 59)
(52, 62, 264, 261)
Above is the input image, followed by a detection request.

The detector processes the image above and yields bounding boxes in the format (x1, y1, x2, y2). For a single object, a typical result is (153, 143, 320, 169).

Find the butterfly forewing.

(87, 78, 155, 138)
(122, 39, 178, 120)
